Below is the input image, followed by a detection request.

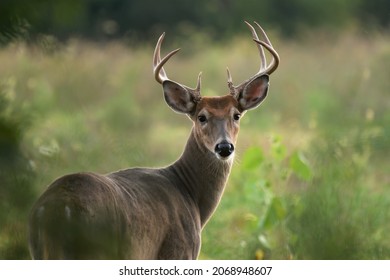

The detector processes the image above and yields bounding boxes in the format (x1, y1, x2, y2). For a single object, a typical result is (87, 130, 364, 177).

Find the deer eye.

(233, 113, 241, 121)
(198, 115, 207, 123)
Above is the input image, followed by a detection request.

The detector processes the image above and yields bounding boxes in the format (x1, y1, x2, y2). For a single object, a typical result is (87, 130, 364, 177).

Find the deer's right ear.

(163, 81, 197, 114)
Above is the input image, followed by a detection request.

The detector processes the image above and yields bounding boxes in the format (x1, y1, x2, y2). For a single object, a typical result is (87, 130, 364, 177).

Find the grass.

(0, 28, 389, 259)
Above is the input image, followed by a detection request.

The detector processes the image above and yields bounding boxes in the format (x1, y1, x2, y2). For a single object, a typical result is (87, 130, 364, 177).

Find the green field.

(1, 29, 389, 259)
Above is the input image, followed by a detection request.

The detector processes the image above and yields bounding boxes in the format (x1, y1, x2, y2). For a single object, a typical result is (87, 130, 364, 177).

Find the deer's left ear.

(238, 74, 269, 111)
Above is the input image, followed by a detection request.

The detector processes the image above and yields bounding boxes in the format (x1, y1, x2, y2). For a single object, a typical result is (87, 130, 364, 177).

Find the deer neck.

(168, 128, 233, 227)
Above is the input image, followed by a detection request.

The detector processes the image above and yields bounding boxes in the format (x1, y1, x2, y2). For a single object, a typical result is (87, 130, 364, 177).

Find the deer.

(28, 21, 279, 260)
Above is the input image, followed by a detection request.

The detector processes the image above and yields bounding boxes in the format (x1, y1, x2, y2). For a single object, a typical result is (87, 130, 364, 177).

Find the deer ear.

(238, 75, 269, 111)
(163, 81, 197, 114)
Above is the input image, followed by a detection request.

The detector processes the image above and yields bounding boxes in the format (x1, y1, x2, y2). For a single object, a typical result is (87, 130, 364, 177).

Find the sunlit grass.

(0, 29, 389, 259)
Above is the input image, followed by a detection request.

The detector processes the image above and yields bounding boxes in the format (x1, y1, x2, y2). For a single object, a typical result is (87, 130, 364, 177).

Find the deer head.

(153, 21, 280, 161)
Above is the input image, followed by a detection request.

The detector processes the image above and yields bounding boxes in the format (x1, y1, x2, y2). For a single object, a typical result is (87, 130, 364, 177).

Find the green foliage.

(0, 86, 36, 259)
(241, 147, 264, 170)
(289, 151, 312, 181)
(288, 123, 390, 259)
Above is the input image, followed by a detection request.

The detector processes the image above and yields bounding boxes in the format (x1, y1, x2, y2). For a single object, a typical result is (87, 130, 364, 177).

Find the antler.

(153, 33, 202, 101)
(227, 21, 280, 98)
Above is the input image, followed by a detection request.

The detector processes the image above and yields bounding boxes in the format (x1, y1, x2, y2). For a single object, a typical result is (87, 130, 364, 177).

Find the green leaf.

(242, 146, 264, 170)
(271, 134, 287, 161)
(289, 151, 313, 181)
(260, 197, 286, 230)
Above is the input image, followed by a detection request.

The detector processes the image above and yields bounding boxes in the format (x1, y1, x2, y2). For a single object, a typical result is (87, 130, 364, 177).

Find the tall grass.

(0, 29, 389, 259)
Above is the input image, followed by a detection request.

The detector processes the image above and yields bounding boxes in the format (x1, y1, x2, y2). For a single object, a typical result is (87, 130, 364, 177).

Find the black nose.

(215, 141, 235, 158)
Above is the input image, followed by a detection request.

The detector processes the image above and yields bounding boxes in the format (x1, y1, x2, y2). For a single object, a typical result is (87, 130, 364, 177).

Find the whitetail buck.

(28, 21, 279, 259)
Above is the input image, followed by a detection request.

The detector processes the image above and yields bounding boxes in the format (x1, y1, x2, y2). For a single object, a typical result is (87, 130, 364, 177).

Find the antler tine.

(253, 21, 279, 75)
(245, 21, 266, 71)
(153, 33, 166, 83)
(254, 21, 273, 47)
(226, 67, 235, 93)
(195, 72, 202, 92)
(253, 39, 280, 75)
(227, 21, 280, 96)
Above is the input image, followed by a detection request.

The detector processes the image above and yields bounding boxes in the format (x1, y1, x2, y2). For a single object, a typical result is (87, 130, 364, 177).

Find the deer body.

(29, 22, 279, 259)
(29, 126, 232, 259)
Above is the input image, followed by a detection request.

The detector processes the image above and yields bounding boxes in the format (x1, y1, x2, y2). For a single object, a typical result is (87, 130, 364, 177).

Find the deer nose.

(215, 141, 235, 158)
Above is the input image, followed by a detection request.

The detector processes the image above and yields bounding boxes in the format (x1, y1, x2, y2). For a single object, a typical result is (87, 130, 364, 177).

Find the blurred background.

(1, 0, 389, 43)
(0, 0, 389, 259)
